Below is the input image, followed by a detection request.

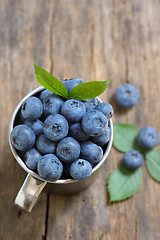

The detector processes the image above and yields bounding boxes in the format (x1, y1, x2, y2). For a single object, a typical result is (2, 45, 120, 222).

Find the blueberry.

(56, 137, 80, 163)
(137, 127, 159, 150)
(62, 78, 84, 92)
(24, 148, 41, 171)
(123, 150, 144, 170)
(43, 114, 69, 141)
(21, 97, 43, 120)
(43, 94, 64, 118)
(91, 127, 111, 146)
(115, 84, 140, 108)
(69, 122, 89, 141)
(19, 112, 26, 123)
(36, 134, 56, 154)
(24, 119, 43, 137)
(82, 98, 99, 111)
(80, 141, 103, 164)
(39, 89, 52, 102)
(96, 102, 114, 119)
(81, 110, 108, 137)
(61, 99, 86, 123)
(11, 125, 35, 151)
(70, 159, 92, 180)
(37, 154, 63, 181)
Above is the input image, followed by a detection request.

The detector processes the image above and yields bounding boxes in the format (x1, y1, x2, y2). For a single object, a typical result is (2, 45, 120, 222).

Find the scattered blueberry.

(24, 119, 43, 137)
(39, 89, 52, 102)
(91, 127, 111, 146)
(36, 134, 56, 154)
(115, 84, 140, 108)
(80, 141, 103, 164)
(56, 137, 80, 163)
(123, 150, 144, 170)
(11, 125, 35, 151)
(70, 159, 92, 180)
(69, 122, 89, 141)
(96, 102, 114, 119)
(21, 97, 43, 120)
(137, 127, 159, 150)
(82, 98, 99, 111)
(37, 154, 63, 181)
(43, 114, 69, 141)
(61, 99, 86, 123)
(24, 148, 41, 171)
(62, 78, 84, 92)
(43, 94, 64, 117)
(81, 110, 108, 137)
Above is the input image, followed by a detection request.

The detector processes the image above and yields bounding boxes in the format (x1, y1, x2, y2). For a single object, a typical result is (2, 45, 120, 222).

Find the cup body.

(9, 86, 113, 195)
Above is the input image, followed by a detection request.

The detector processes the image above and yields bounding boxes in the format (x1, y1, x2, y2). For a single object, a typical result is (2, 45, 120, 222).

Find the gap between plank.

(42, 193, 50, 240)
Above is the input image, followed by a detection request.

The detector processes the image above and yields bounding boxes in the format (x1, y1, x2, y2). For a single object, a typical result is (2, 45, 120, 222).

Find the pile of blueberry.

(11, 78, 114, 181)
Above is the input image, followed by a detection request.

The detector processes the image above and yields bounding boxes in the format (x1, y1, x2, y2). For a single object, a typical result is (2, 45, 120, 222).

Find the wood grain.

(0, 0, 160, 240)
(0, 0, 52, 239)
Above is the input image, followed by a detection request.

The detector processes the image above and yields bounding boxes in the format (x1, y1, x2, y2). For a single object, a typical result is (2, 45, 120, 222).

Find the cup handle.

(14, 174, 47, 212)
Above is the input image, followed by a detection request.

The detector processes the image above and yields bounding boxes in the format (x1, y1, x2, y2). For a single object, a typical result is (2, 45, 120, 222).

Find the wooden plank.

(120, 1, 160, 240)
(0, 0, 52, 239)
(46, 0, 160, 240)
(46, 0, 125, 239)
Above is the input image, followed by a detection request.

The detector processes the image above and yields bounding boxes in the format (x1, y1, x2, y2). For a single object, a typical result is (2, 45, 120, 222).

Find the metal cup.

(8, 86, 113, 212)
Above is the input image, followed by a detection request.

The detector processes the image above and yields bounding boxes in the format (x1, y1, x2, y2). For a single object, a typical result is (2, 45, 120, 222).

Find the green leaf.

(34, 64, 68, 98)
(146, 150, 160, 182)
(108, 164, 142, 202)
(113, 123, 143, 153)
(68, 80, 111, 100)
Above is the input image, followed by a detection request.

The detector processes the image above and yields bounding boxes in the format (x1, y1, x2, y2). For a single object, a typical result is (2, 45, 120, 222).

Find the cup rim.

(8, 86, 113, 184)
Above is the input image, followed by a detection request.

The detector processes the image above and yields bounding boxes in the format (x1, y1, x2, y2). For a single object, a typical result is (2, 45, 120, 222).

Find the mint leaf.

(146, 150, 160, 182)
(68, 80, 111, 100)
(34, 64, 68, 98)
(113, 123, 143, 153)
(108, 164, 142, 202)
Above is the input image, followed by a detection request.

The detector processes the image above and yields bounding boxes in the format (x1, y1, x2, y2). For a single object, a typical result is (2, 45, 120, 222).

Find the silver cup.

(8, 86, 113, 212)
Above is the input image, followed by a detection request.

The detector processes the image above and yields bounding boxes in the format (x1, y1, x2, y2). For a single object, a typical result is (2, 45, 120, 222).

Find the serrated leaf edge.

(68, 80, 111, 100)
(34, 64, 68, 99)
(145, 150, 160, 183)
(107, 167, 142, 202)
(113, 123, 140, 153)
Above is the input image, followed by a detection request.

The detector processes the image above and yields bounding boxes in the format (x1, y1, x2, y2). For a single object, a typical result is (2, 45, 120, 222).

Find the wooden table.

(0, 0, 160, 239)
